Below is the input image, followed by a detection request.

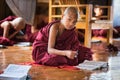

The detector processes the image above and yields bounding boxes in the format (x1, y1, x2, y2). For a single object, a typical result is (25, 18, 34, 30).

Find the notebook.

(0, 64, 31, 80)
(75, 60, 108, 70)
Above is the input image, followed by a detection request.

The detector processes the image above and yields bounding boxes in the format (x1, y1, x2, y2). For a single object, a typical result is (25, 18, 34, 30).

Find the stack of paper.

(75, 60, 108, 70)
(108, 56, 120, 80)
(89, 72, 111, 80)
(0, 64, 31, 80)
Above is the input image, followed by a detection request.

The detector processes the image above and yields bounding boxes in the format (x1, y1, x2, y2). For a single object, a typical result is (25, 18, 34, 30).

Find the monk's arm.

(48, 24, 76, 59)
(8, 30, 19, 39)
(1, 21, 10, 38)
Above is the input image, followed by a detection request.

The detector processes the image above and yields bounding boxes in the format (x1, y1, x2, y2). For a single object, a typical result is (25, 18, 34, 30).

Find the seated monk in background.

(92, 5, 120, 42)
(25, 6, 49, 43)
(0, 16, 26, 45)
(0, 15, 48, 45)
(25, 14, 48, 43)
(91, 5, 107, 41)
(32, 7, 93, 66)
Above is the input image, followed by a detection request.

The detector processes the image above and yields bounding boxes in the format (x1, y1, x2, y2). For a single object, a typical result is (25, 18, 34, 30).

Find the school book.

(0, 64, 31, 80)
(75, 60, 108, 70)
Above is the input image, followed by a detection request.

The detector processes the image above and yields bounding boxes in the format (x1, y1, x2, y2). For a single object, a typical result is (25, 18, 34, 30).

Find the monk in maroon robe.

(92, 5, 120, 38)
(32, 7, 93, 66)
(0, 16, 26, 45)
(25, 15, 48, 43)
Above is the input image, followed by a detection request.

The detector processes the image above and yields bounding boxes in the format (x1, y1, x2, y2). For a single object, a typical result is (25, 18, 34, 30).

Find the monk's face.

(94, 8, 103, 16)
(62, 12, 77, 30)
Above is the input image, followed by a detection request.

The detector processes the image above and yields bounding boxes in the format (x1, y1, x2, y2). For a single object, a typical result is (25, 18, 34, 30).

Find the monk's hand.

(65, 50, 77, 59)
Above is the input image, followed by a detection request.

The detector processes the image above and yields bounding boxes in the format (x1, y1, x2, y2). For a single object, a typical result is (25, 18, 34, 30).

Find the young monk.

(92, 5, 120, 40)
(91, 5, 107, 40)
(32, 7, 93, 66)
(26, 14, 48, 43)
(0, 16, 26, 45)
(92, 5, 103, 20)
(0, 17, 25, 39)
(26, 6, 49, 43)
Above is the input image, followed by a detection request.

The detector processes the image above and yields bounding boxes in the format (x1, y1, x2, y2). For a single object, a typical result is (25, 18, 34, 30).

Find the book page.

(108, 56, 120, 80)
(89, 72, 111, 80)
(0, 64, 31, 80)
(4, 64, 31, 74)
(75, 60, 108, 70)
(0, 73, 26, 78)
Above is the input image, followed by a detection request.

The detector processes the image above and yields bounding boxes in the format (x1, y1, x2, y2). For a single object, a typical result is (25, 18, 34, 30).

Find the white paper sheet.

(75, 60, 108, 70)
(0, 64, 31, 80)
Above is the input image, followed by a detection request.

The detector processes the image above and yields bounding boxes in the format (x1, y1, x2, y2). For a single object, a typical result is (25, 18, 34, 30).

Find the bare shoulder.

(0, 21, 10, 28)
(50, 22, 60, 30)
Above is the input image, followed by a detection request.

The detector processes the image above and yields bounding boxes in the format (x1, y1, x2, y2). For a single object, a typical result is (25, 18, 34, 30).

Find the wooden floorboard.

(0, 40, 120, 80)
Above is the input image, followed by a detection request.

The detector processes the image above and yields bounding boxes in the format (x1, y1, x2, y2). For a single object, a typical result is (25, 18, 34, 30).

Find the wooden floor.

(0, 41, 120, 80)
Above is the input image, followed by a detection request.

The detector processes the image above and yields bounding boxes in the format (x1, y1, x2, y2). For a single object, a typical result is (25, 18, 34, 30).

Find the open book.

(75, 60, 108, 70)
(0, 64, 31, 80)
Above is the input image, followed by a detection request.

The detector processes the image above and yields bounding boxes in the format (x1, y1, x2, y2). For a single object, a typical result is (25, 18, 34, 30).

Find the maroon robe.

(32, 21, 93, 66)
(92, 29, 107, 37)
(25, 20, 48, 43)
(92, 26, 120, 38)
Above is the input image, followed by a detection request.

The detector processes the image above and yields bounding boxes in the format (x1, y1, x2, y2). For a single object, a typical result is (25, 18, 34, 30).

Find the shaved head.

(63, 7, 80, 19)
(11, 17, 25, 29)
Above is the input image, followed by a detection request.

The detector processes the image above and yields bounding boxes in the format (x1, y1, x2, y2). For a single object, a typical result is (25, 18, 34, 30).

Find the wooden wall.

(87, 0, 112, 5)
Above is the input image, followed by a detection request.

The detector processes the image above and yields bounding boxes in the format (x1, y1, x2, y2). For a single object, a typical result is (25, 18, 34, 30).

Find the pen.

(75, 50, 79, 58)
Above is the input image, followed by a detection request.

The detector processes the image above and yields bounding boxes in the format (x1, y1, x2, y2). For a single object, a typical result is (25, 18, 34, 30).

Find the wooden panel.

(92, 21, 112, 29)
(76, 22, 86, 29)
(0, 42, 118, 80)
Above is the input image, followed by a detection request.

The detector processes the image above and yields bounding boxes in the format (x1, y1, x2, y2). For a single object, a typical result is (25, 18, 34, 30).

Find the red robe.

(92, 26, 120, 38)
(24, 24, 38, 43)
(25, 20, 48, 43)
(32, 21, 93, 66)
